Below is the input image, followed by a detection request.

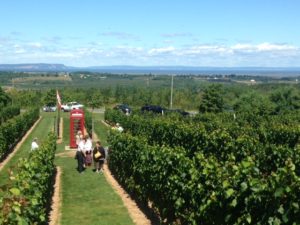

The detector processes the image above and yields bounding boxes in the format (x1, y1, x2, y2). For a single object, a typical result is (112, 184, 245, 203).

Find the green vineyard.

(0, 133, 57, 224)
(0, 108, 39, 160)
(106, 109, 300, 224)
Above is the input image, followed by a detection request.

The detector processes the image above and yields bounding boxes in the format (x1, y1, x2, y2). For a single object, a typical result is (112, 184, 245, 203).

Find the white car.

(61, 102, 84, 112)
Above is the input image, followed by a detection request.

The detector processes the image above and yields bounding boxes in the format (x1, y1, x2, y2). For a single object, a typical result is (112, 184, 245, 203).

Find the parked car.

(141, 105, 165, 114)
(61, 102, 84, 112)
(113, 104, 132, 114)
(43, 104, 57, 112)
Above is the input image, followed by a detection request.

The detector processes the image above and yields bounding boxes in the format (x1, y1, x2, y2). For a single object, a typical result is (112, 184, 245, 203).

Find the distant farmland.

(12, 75, 72, 83)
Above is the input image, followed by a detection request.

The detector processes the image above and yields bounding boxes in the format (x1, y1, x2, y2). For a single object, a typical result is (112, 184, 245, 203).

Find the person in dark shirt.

(93, 141, 106, 173)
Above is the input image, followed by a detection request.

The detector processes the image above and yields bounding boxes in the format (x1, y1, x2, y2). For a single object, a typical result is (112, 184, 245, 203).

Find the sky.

(0, 0, 300, 67)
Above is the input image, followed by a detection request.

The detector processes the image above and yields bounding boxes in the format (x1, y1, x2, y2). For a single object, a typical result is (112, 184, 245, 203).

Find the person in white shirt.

(31, 138, 39, 151)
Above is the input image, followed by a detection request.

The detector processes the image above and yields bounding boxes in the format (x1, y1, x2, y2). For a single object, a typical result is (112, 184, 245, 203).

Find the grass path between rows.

(0, 113, 55, 186)
(55, 112, 134, 225)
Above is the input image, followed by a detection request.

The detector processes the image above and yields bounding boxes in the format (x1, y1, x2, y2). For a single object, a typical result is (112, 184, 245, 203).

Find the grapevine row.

(108, 131, 300, 224)
(0, 133, 57, 224)
(0, 106, 20, 125)
(0, 108, 39, 160)
(105, 109, 300, 163)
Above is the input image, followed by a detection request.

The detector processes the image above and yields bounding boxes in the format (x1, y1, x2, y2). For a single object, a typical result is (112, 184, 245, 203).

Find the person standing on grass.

(76, 134, 85, 173)
(31, 138, 39, 151)
(84, 134, 93, 167)
(93, 141, 106, 173)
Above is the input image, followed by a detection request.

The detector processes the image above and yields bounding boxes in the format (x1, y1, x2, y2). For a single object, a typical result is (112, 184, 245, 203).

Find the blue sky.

(0, 0, 300, 67)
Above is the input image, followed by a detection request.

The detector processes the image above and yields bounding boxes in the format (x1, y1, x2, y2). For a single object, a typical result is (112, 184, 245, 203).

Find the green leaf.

(242, 161, 251, 168)
(241, 182, 248, 191)
(282, 213, 289, 223)
(12, 205, 21, 214)
(222, 180, 230, 188)
(39, 214, 46, 222)
(16, 216, 28, 225)
(278, 205, 284, 214)
(275, 187, 284, 198)
(230, 198, 237, 207)
(232, 165, 238, 171)
(10, 188, 20, 196)
(225, 188, 234, 198)
(246, 214, 251, 224)
(292, 202, 299, 210)
(31, 198, 38, 206)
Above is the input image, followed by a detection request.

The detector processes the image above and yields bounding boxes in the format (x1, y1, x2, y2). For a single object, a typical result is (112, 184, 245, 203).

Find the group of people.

(75, 131, 106, 174)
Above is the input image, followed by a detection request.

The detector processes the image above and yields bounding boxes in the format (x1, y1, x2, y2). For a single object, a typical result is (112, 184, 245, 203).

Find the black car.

(141, 105, 165, 114)
(113, 104, 132, 114)
(42, 104, 57, 112)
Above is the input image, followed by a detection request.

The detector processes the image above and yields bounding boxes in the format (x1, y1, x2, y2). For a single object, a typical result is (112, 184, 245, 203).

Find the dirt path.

(0, 117, 42, 171)
(56, 117, 63, 144)
(49, 166, 62, 225)
(93, 131, 152, 225)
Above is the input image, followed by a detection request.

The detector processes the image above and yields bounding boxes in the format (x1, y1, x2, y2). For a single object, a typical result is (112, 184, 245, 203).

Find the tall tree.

(0, 87, 11, 107)
(42, 89, 56, 105)
(270, 87, 300, 113)
(199, 84, 224, 113)
(234, 91, 275, 116)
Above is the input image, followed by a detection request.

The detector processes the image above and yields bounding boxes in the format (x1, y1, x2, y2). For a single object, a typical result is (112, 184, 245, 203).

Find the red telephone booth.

(70, 109, 85, 148)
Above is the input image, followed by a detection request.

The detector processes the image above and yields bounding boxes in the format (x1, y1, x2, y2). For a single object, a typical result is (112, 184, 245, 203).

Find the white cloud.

(232, 43, 254, 51)
(179, 45, 231, 55)
(1, 39, 300, 67)
(148, 46, 176, 55)
(13, 44, 26, 54)
(231, 43, 299, 52)
(28, 42, 42, 48)
(256, 42, 298, 51)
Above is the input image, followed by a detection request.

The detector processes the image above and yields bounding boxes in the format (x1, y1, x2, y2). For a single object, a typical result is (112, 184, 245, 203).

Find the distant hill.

(0, 63, 299, 76)
(0, 63, 69, 71)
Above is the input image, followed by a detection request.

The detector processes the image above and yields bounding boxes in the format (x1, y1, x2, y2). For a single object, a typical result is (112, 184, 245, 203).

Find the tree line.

(1, 81, 300, 114)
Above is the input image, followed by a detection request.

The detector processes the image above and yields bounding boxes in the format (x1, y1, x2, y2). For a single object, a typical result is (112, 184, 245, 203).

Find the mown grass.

(0, 113, 55, 186)
(93, 112, 109, 146)
(56, 111, 134, 225)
